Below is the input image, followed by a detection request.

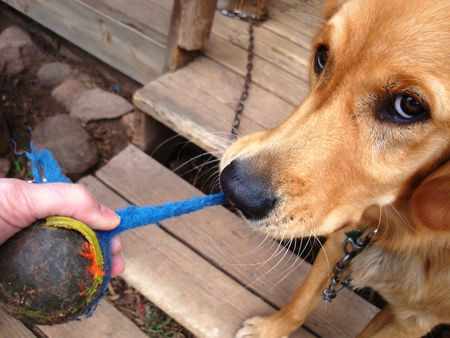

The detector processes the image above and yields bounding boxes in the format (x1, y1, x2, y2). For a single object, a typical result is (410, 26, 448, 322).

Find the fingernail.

(100, 204, 121, 228)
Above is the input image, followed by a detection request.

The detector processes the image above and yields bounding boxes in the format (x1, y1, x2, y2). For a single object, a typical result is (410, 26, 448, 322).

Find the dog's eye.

(392, 95, 428, 122)
(314, 45, 328, 74)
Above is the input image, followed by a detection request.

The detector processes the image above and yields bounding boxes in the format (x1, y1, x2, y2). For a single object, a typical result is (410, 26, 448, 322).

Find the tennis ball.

(0, 216, 105, 325)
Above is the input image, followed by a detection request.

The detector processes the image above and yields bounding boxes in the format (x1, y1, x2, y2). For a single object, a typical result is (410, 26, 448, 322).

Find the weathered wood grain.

(204, 33, 309, 106)
(165, 0, 217, 71)
(97, 145, 379, 338)
(80, 0, 171, 45)
(0, 309, 36, 338)
(211, 12, 312, 81)
(38, 300, 146, 338)
(134, 56, 296, 154)
(2, 0, 166, 83)
(79, 176, 313, 338)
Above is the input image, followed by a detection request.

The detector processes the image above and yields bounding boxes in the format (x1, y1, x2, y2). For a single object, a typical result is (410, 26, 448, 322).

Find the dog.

(219, 0, 450, 336)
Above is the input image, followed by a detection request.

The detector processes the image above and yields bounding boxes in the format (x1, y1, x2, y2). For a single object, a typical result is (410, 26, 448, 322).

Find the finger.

(22, 181, 120, 230)
(110, 236, 122, 255)
(111, 254, 125, 277)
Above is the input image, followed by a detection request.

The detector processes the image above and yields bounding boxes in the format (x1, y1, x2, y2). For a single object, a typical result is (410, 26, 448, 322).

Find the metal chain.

(231, 21, 255, 138)
(323, 228, 378, 302)
(219, 7, 267, 139)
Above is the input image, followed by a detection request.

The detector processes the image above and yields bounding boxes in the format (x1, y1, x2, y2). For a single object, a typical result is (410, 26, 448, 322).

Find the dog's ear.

(324, 0, 347, 20)
(411, 162, 450, 231)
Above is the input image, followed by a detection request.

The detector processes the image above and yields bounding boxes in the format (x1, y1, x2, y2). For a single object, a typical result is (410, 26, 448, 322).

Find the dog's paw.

(235, 316, 288, 338)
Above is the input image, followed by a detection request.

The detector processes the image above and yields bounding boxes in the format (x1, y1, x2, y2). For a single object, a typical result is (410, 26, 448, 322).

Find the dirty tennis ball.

(0, 216, 105, 325)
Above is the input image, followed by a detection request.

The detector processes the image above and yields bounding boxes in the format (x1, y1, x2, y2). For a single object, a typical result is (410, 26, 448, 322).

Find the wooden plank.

(0, 309, 36, 338)
(80, 0, 171, 45)
(204, 34, 309, 105)
(38, 300, 146, 338)
(2, 0, 166, 83)
(134, 79, 232, 154)
(270, 7, 323, 40)
(262, 15, 314, 52)
(169, 58, 295, 129)
(134, 57, 295, 154)
(79, 176, 311, 338)
(97, 145, 379, 338)
(211, 12, 312, 81)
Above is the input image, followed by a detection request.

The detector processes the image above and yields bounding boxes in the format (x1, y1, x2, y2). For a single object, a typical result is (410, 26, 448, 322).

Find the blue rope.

(25, 145, 225, 316)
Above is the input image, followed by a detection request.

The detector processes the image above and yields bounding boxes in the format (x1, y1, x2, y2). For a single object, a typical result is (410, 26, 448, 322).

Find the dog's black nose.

(220, 159, 277, 220)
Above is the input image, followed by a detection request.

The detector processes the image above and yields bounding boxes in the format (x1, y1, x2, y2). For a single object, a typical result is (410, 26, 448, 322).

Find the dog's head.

(220, 0, 450, 238)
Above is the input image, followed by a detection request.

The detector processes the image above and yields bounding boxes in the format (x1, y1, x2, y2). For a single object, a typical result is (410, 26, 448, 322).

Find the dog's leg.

(235, 228, 348, 338)
(357, 306, 438, 338)
(357, 307, 394, 338)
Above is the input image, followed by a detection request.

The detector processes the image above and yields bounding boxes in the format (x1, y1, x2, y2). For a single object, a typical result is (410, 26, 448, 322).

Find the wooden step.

(134, 56, 296, 154)
(94, 145, 378, 338)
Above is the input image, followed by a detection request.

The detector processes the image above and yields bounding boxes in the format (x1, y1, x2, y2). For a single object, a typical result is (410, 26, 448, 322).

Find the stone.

(0, 26, 39, 77)
(33, 115, 98, 178)
(51, 78, 88, 111)
(0, 111, 10, 156)
(0, 158, 10, 178)
(70, 88, 134, 123)
(37, 62, 72, 88)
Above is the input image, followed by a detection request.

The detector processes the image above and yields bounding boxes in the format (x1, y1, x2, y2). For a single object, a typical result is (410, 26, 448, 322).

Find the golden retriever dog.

(219, 0, 450, 336)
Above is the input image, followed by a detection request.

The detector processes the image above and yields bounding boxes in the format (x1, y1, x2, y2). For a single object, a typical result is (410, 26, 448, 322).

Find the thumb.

(2, 179, 120, 231)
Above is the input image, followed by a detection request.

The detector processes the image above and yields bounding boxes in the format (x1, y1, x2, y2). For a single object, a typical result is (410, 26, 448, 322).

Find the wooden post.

(165, 0, 217, 72)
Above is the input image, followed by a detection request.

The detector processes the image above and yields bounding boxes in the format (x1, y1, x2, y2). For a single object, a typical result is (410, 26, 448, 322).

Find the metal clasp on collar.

(323, 228, 378, 302)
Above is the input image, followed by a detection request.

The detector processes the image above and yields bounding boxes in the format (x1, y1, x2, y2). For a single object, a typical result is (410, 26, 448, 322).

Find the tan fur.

(223, 0, 450, 336)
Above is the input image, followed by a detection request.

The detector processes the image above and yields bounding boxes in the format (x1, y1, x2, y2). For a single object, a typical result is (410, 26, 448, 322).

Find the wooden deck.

(0, 0, 382, 336)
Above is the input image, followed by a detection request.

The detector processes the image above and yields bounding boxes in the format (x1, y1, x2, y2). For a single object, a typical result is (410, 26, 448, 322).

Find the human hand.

(0, 178, 124, 276)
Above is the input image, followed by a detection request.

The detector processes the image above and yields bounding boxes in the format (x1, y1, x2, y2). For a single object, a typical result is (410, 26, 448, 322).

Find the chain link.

(219, 8, 267, 139)
(231, 21, 255, 138)
(323, 228, 378, 302)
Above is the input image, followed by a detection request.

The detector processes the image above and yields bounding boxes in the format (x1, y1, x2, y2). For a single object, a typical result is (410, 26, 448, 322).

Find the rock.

(0, 158, 10, 178)
(51, 78, 88, 111)
(70, 88, 134, 123)
(0, 26, 39, 77)
(0, 111, 10, 156)
(33, 115, 98, 178)
(37, 62, 72, 88)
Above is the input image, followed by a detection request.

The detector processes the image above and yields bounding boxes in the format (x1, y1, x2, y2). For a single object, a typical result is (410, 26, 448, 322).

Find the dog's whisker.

(150, 134, 190, 157)
(233, 231, 272, 259)
(256, 233, 287, 271)
(261, 236, 295, 282)
(271, 233, 308, 289)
